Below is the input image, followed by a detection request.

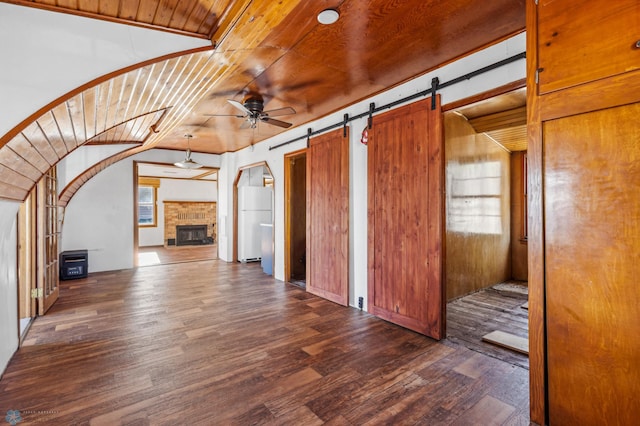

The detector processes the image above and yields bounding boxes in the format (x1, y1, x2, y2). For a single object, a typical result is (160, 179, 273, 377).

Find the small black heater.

(60, 250, 88, 280)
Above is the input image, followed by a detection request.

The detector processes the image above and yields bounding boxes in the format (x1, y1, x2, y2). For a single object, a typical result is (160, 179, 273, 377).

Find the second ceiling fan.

(207, 95, 296, 129)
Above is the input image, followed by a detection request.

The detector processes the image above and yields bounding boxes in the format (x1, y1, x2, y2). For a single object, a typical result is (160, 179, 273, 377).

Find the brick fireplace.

(164, 201, 216, 246)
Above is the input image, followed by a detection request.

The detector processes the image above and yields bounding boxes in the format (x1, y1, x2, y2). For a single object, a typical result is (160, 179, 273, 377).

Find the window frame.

(138, 180, 159, 228)
(520, 153, 528, 242)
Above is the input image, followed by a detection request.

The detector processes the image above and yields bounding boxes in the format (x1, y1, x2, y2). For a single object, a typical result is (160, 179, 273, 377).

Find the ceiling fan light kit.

(205, 96, 296, 130)
(174, 134, 203, 169)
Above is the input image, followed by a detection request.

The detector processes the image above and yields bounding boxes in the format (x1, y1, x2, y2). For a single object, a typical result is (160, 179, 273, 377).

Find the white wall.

(61, 149, 221, 271)
(218, 33, 526, 309)
(139, 178, 218, 247)
(61, 160, 134, 272)
(0, 200, 19, 378)
(0, 2, 211, 139)
(57, 144, 139, 191)
(217, 153, 235, 262)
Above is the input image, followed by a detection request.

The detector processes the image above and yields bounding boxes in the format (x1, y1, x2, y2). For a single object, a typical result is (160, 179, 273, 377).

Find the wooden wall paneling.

(510, 152, 528, 281)
(368, 97, 444, 339)
(307, 129, 349, 306)
(444, 113, 512, 301)
(544, 103, 640, 425)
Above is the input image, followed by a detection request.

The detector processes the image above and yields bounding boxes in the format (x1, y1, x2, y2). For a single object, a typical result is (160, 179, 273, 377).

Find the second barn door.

(367, 97, 445, 339)
(307, 128, 349, 305)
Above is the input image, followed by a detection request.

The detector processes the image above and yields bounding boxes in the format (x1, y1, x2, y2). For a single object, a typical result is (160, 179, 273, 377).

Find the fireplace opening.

(176, 225, 210, 246)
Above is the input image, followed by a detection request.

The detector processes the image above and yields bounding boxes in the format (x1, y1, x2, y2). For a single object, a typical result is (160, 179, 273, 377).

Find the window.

(138, 177, 159, 227)
(448, 161, 503, 235)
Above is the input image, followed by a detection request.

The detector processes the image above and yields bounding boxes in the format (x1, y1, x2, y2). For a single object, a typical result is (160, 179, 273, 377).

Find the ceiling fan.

(206, 95, 296, 129)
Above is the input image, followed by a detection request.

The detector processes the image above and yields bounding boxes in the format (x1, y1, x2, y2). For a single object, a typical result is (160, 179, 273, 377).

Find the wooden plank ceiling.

(457, 88, 528, 152)
(0, 0, 525, 202)
(3, 0, 234, 38)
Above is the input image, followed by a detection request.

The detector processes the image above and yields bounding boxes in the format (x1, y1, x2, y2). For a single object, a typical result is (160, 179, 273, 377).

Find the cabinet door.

(537, 0, 640, 94)
(544, 102, 640, 424)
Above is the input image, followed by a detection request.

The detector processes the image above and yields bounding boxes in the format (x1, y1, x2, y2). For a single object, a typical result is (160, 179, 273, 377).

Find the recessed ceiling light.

(317, 9, 339, 25)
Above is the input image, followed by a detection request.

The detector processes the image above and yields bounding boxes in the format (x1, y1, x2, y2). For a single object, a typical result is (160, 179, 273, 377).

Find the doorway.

(443, 86, 529, 365)
(17, 189, 36, 343)
(134, 161, 219, 267)
(284, 149, 307, 287)
(233, 162, 274, 275)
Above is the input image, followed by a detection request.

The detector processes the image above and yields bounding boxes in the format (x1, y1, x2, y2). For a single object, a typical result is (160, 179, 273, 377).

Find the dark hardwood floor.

(137, 244, 217, 266)
(447, 284, 529, 370)
(0, 260, 530, 425)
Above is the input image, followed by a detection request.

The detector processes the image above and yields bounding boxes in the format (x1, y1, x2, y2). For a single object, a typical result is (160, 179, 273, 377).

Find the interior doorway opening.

(134, 161, 219, 267)
(17, 189, 36, 344)
(284, 150, 307, 288)
(443, 86, 529, 366)
(233, 162, 275, 276)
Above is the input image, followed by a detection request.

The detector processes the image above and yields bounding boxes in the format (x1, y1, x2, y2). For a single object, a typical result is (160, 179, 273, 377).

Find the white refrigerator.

(238, 186, 273, 262)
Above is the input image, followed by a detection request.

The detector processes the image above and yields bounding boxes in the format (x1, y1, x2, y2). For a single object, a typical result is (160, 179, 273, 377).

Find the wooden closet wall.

(527, 0, 640, 423)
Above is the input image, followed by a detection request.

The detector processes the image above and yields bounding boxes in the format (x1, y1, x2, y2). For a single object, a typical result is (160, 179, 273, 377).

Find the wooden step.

(482, 330, 529, 355)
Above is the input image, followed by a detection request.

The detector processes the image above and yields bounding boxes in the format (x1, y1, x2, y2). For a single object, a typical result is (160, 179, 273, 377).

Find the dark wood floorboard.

(0, 260, 530, 425)
(138, 244, 218, 266)
(446, 284, 529, 370)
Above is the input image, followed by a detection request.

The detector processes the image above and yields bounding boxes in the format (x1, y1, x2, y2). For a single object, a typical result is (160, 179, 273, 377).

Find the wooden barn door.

(367, 96, 444, 339)
(307, 128, 349, 305)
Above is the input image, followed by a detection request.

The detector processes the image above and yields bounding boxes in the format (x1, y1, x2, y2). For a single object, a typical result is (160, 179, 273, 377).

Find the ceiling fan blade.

(228, 99, 252, 115)
(260, 116, 292, 128)
(262, 106, 296, 117)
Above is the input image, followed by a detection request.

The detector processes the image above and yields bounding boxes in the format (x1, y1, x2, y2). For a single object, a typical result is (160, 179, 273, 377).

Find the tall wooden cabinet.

(527, 1, 640, 424)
